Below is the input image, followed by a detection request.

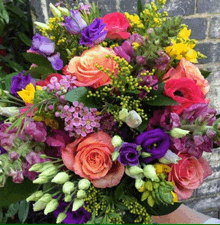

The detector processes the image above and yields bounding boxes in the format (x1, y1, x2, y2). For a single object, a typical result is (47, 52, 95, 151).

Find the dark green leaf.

(3, 72, 19, 91)
(28, 66, 54, 79)
(0, 177, 38, 207)
(6, 202, 20, 217)
(200, 69, 211, 79)
(18, 201, 30, 223)
(65, 87, 102, 109)
(0, 207, 3, 222)
(114, 176, 131, 200)
(22, 53, 52, 68)
(146, 95, 178, 106)
(18, 33, 32, 47)
(137, 0, 143, 16)
(137, 119, 149, 133)
(6, 5, 26, 18)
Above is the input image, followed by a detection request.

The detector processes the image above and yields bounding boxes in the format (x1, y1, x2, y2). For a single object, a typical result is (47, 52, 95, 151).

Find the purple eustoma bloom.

(136, 128, 170, 164)
(48, 52, 64, 71)
(80, 18, 107, 47)
(118, 142, 139, 166)
(114, 40, 134, 63)
(63, 10, 87, 35)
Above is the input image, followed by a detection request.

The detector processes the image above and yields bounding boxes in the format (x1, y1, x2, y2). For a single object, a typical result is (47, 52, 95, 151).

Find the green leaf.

(0, 207, 3, 223)
(6, 202, 20, 217)
(0, 177, 38, 207)
(137, 0, 143, 17)
(22, 53, 52, 68)
(200, 69, 211, 79)
(65, 87, 102, 109)
(18, 201, 30, 224)
(18, 33, 32, 47)
(137, 119, 149, 133)
(28, 66, 54, 79)
(146, 95, 178, 106)
(3, 72, 19, 91)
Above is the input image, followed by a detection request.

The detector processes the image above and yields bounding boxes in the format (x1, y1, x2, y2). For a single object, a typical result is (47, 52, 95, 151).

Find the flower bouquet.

(0, 0, 218, 223)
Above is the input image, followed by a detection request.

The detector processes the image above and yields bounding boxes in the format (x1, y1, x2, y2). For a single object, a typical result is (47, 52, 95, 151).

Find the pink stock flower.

(168, 153, 212, 200)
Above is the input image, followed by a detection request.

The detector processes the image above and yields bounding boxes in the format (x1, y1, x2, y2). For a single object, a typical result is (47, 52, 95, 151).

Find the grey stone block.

(195, 42, 220, 64)
(91, 0, 117, 16)
(201, 209, 219, 219)
(197, 0, 220, 14)
(209, 17, 220, 39)
(196, 178, 220, 197)
(183, 18, 208, 40)
(120, 0, 145, 14)
(29, 0, 44, 23)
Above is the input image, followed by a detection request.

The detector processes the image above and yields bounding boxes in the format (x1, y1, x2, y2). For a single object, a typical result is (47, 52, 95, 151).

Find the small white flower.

(126, 110, 142, 128)
(169, 128, 190, 139)
(159, 150, 182, 164)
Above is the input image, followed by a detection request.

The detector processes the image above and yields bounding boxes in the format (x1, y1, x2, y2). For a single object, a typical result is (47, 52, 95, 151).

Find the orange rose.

(65, 45, 117, 89)
(62, 131, 125, 188)
(163, 58, 210, 95)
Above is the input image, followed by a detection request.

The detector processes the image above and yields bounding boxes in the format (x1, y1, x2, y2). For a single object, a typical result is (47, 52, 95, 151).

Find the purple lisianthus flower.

(63, 10, 87, 35)
(80, 18, 107, 47)
(48, 52, 64, 70)
(29, 33, 55, 57)
(136, 128, 170, 164)
(114, 40, 134, 63)
(54, 200, 91, 224)
(0, 146, 6, 154)
(118, 142, 139, 166)
(10, 71, 32, 97)
(170, 136, 187, 153)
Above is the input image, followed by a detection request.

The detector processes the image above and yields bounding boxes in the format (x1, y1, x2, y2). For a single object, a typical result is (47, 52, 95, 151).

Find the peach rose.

(65, 45, 117, 89)
(168, 153, 212, 200)
(62, 131, 125, 188)
(163, 58, 210, 95)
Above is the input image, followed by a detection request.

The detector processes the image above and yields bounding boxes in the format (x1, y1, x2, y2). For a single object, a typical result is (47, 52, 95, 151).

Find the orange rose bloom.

(62, 131, 125, 188)
(163, 58, 210, 95)
(65, 45, 117, 89)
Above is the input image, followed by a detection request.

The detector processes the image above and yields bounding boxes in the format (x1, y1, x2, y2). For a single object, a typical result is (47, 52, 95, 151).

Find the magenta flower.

(154, 50, 170, 71)
(114, 40, 134, 63)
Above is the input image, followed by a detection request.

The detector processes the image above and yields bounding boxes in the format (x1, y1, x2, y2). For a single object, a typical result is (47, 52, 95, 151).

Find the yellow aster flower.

(17, 83, 35, 104)
(178, 27, 191, 41)
(154, 163, 171, 175)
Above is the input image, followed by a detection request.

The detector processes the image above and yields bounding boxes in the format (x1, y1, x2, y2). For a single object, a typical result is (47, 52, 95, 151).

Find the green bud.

(52, 172, 69, 184)
(57, 6, 71, 16)
(141, 152, 151, 158)
(153, 182, 160, 189)
(118, 108, 129, 122)
(44, 199, 59, 215)
(143, 165, 159, 182)
(66, 49, 72, 57)
(77, 190, 87, 199)
(0, 174, 6, 187)
(147, 195, 155, 207)
(78, 179, 91, 190)
(145, 180, 153, 191)
(136, 145, 142, 151)
(40, 165, 58, 177)
(33, 201, 47, 211)
(26, 191, 43, 202)
(0, 169, 3, 174)
(64, 194, 72, 202)
(112, 151, 120, 161)
(56, 212, 67, 224)
(111, 135, 123, 147)
(62, 181, 75, 194)
(49, 3, 62, 17)
(72, 199, 84, 211)
(29, 163, 43, 172)
(33, 176, 49, 184)
(38, 193, 52, 203)
(169, 128, 190, 139)
(135, 178, 145, 190)
(34, 21, 49, 30)
(141, 190, 150, 201)
(0, 106, 19, 117)
(40, 154, 49, 159)
(129, 166, 143, 176)
(38, 163, 54, 173)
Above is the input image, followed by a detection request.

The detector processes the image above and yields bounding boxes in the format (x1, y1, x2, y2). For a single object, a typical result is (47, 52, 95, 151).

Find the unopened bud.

(49, 3, 62, 17)
(143, 165, 159, 182)
(135, 178, 145, 190)
(129, 166, 143, 176)
(72, 199, 84, 211)
(64, 194, 72, 202)
(33, 175, 49, 184)
(77, 190, 87, 199)
(159, 150, 182, 164)
(40, 165, 57, 177)
(119, 108, 129, 122)
(62, 181, 75, 194)
(111, 135, 123, 147)
(34, 22, 49, 30)
(29, 163, 43, 172)
(33, 201, 47, 211)
(51, 172, 69, 184)
(56, 212, 67, 224)
(44, 199, 59, 215)
(141, 152, 151, 158)
(57, 6, 71, 16)
(38, 193, 52, 203)
(112, 151, 120, 161)
(170, 128, 190, 139)
(126, 110, 142, 128)
(78, 179, 91, 190)
(9, 152, 19, 160)
(0, 106, 19, 117)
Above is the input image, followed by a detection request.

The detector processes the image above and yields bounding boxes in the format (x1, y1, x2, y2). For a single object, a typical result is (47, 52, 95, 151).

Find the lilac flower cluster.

(55, 101, 101, 137)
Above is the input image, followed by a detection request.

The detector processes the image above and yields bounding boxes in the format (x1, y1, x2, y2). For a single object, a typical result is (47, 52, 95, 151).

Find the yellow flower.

(138, 186, 146, 192)
(178, 27, 191, 41)
(154, 163, 171, 175)
(17, 83, 35, 104)
(33, 115, 59, 129)
(185, 49, 198, 63)
(171, 191, 178, 202)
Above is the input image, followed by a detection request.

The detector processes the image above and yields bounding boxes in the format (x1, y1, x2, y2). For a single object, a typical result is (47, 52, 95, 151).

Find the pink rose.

(168, 153, 212, 200)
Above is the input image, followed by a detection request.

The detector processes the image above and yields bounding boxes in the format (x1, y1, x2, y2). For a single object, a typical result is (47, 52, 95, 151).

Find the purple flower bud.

(206, 129, 216, 139)
(48, 105, 54, 110)
(129, 33, 145, 45)
(12, 170, 24, 184)
(136, 56, 147, 65)
(48, 52, 63, 71)
(9, 152, 19, 160)
(155, 50, 170, 71)
(55, 112, 60, 117)
(193, 135, 204, 146)
(114, 40, 134, 63)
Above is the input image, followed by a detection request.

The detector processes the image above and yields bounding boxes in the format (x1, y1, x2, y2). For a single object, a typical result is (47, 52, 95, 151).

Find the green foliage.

(146, 94, 178, 106)
(137, 0, 143, 17)
(200, 69, 211, 79)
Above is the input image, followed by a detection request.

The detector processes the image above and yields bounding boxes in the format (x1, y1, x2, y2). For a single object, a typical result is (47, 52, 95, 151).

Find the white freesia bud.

(33, 175, 49, 184)
(33, 201, 47, 211)
(62, 181, 75, 194)
(112, 151, 120, 161)
(29, 163, 43, 172)
(111, 135, 123, 147)
(135, 178, 145, 190)
(44, 199, 59, 215)
(34, 21, 49, 30)
(125, 168, 144, 179)
(143, 165, 159, 182)
(51, 172, 69, 184)
(26, 191, 44, 202)
(0, 106, 19, 117)
(38, 193, 52, 203)
(78, 179, 91, 190)
(169, 128, 190, 139)
(77, 190, 87, 199)
(56, 212, 67, 224)
(40, 165, 58, 177)
(49, 3, 62, 17)
(129, 166, 143, 176)
(119, 108, 129, 122)
(126, 110, 142, 128)
(64, 194, 72, 202)
(72, 199, 84, 211)
(57, 6, 71, 16)
(159, 150, 182, 164)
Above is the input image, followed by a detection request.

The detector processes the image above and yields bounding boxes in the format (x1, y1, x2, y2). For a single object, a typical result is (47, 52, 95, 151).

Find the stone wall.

(30, 0, 220, 220)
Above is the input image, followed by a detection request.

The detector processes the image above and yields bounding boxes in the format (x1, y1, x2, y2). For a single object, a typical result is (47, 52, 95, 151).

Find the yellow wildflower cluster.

(109, 43, 119, 49)
(124, 12, 144, 29)
(154, 163, 171, 174)
(158, 0, 167, 4)
(132, 42, 140, 50)
(165, 27, 199, 63)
